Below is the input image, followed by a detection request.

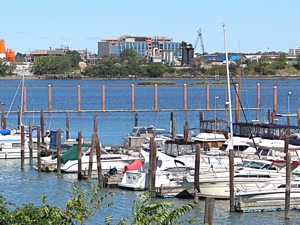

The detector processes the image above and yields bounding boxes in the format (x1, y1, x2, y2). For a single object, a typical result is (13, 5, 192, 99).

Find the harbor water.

(1, 78, 300, 224)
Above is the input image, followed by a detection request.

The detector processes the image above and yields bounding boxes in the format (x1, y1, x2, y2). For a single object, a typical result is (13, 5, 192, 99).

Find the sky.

(1, 0, 300, 55)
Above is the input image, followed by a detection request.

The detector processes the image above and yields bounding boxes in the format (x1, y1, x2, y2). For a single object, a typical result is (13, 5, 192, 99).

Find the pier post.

(285, 145, 291, 219)
(235, 83, 240, 123)
(77, 85, 81, 112)
(88, 133, 96, 182)
(66, 112, 69, 140)
(94, 114, 98, 134)
(154, 84, 158, 111)
(298, 108, 300, 127)
(21, 125, 25, 169)
(96, 135, 103, 186)
(206, 83, 210, 109)
(134, 113, 138, 127)
(256, 83, 261, 121)
(48, 85, 52, 112)
(131, 84, 135, 111)
(273, 86, 277, 119)
(18, 106, 21, 129)
(40, 109, 45, 144)
(56, 129, 61, 175)
(148, 137, 157, 198)
(102, 85, 105, 111)
(204, 197, 215, 225)
(229, 149, 235, 212)
(29, 122, 33, 166)
(183, 84, 187, 111)
(194, 143, 200, 203)
(23, 86, 27, 113)
(77, 131, 83, 179)
(183, 121, 188, 141)
(37, 126, 41, 172)
(1, 103, 5, 129)
(170, 112, 176, 141)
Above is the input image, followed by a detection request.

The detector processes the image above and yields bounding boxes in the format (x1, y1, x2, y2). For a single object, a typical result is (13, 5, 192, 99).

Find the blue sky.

(1, 0, 300, 54)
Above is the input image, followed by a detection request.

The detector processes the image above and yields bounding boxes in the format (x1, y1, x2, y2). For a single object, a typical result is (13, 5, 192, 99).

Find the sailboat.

(0, 74, 37, 159)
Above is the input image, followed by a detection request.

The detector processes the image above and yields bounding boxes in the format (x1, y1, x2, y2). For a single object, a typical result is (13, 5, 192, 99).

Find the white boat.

(0, 129, 36, 159)
(180, 159, 300, 199)
(235, 180, 300, 201)
(40, 144, 142, 173)
(118, 149, 192, 191)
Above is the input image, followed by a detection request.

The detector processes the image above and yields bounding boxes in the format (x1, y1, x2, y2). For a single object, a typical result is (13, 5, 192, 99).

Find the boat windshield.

(241, 160, 281, 171)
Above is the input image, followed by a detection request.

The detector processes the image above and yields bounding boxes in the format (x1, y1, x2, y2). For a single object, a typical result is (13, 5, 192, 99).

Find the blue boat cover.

(0, 129, 11, 135)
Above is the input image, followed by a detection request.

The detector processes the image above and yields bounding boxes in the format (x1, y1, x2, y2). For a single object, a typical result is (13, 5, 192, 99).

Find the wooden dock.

(235, 199, 300, 213)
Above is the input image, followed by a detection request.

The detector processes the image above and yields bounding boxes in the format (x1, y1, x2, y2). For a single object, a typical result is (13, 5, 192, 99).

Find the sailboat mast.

(20, 73, 24, 128)
(223, 24, 234, 150)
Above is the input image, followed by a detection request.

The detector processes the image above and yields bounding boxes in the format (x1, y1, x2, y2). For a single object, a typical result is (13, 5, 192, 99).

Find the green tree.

(0, 59, 10, 76)
(293, 53, 300, 70)
(146, 62, 168, 78)
(273, 52, 287, 70)
(120, 49, 138, 62)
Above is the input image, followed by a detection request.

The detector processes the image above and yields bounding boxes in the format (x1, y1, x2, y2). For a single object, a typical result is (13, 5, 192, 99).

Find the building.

(29, 46, 70, 62)
(98, 35, 193, 65)
(288, 47, 300, 56)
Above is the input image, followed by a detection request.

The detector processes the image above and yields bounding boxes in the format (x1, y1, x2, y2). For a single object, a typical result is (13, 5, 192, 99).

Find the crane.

(194, 28, 205, 55)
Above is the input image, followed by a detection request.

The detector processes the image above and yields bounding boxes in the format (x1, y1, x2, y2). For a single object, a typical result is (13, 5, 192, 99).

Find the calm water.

(1, 78, 300, 224)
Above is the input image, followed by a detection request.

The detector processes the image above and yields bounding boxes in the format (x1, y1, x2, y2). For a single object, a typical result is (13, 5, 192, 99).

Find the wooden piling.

(170, 113, 176, 141)
(23, 86, 27, 113)
(88, 133, 96, 182)
(235, 83, 240, 123)
(77, 131, 83, 179)
(1, 103, 5, 129)
(102, 85, 105, 111)
(194, 143, 200, 204)
(40, 109, 45, 144)
(66, 112, 69, 140)
(56, 129, 61, 175)
(204, 197, 215, 225)
(285, 148, 291, 220)
(131, 84, 135, 111)
(77, 85, 81, 112)
(21, 125, 25, 169)
(298, 108, 300, 127)
(229, 149, 235, 212)
(134, 113, 138, 127)
(48, 85, 52, 112)
(184, 121, 188, 142)
(96, 136, 103, 186)
(94, 114, 98, 134)
(18, 106, 21, 129)
(148, 137, 157, 198)
(154, 84, 158, 111)
(273, 86, 277, 118)
(37, 126, 41, 172)
(206, 83, 209, 109)
(256, 83, 261, 120)
(29, 122, 33, 165)
(183, 84, 187, 111)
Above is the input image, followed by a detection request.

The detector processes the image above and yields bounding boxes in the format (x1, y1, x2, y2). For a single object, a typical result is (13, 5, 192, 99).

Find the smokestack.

(0, 40, 6, 59)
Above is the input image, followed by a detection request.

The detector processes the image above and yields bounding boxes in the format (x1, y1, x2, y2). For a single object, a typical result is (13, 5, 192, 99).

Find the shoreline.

(0, 74, 299, 81)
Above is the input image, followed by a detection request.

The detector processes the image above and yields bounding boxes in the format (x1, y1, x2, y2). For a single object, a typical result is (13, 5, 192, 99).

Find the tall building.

(98, 35, 189, 65)
(288, 47, 300, 56)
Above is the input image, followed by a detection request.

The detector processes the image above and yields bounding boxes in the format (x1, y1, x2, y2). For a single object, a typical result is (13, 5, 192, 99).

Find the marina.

(1, 78, 300, 224)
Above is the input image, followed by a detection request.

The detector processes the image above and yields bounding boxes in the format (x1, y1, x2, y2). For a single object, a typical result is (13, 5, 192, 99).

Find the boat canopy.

(61, 143, 91, 164)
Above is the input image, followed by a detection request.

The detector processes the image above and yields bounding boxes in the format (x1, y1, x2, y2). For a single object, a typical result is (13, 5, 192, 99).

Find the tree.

(294, 53, 300, 70)
(273, 52, 287, 70)
(120, 49, 138, 62)
(146, 62, 168, 78)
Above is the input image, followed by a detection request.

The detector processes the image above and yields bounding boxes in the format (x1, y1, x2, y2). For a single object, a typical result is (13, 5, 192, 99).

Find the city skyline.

(1, 0, 300, 55)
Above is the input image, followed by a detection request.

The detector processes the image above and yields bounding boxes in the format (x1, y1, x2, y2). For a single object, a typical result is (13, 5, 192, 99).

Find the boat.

(235, 180, 300, 201)
(118, 149, 193, 191)
(0, 129, 37, 159)
(40, 144, 142, 173)
(190, 118, 228, 151)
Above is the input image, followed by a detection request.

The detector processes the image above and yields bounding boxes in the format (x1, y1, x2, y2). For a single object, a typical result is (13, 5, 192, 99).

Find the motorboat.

(0, 129, 37, 159)
(235, 180, 300, 201)
(180, 159, 300, 199)
(40, 144, 142, 173)
(118, 149, 193, 191)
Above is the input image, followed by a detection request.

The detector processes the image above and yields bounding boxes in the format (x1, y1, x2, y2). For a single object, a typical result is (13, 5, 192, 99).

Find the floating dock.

(235, 199, 300, 213)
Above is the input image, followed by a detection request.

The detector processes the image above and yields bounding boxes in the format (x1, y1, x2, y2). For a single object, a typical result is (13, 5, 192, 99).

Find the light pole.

(288, 91, 291, 113)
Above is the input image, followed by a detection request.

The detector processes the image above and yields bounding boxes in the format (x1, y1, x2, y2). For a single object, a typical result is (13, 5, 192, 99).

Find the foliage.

(273, 52, 287, 70)
(31, 50, 81, 75)
(293, 53, 300, 70)
(112, 191, 199, 225)
(136, 81, 177, 86)
(0, 183, 114, 225)
(146, 62, 168, 78)
(0, 59, 16, 76)
(0, 185, 199, 225)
